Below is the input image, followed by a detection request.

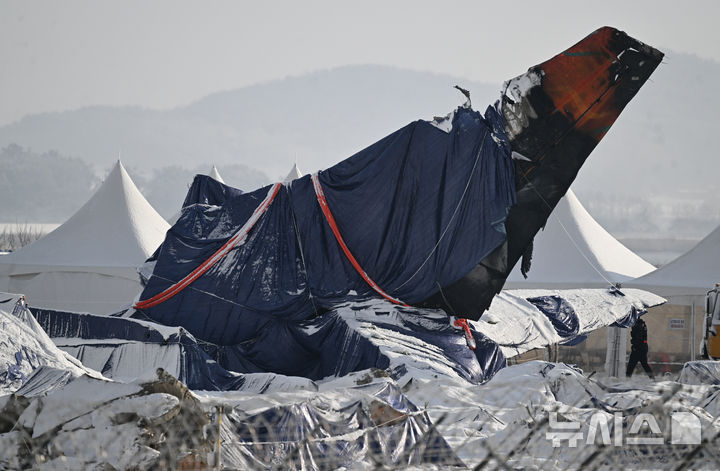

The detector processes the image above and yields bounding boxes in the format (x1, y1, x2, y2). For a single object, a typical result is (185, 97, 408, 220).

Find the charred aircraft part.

(420, 27, 664, 320)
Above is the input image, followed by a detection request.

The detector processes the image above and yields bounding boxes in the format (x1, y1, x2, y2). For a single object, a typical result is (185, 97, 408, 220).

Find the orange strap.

(311, 173, 408, 307)
(135, 183, 282, 310)
(454, 317, 476, 350)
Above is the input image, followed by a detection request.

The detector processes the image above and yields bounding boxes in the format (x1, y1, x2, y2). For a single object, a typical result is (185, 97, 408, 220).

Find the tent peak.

(208, 165, 225, 184)
(283, 163, 303, 184)
(506, 189, 655, 288)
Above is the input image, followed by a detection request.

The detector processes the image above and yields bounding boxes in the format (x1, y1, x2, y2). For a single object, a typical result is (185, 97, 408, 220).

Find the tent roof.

(208, 165, 225, 184)
(283, 163, 303, 183)
(1, 161, 169, 270)
(505, 190, 655, 289)
(628, 223, 720, 297)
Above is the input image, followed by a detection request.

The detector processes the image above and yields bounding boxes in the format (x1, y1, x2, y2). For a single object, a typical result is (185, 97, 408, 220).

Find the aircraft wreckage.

(120, 27, 664, 382)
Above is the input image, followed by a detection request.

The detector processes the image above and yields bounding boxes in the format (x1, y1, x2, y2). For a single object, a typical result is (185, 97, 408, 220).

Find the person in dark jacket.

(626, 318, 655, 379)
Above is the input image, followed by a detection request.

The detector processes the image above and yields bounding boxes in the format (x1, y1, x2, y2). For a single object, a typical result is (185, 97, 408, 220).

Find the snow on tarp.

(6, 357, 720, 469)
(32, 307, 317, 392)
(0, 162, 169, 314)
(130, 27, 663, 386)
(1, 365, 461, 469)
(30, 288, 661, 391)
(33, 299, 504, 388)
(473, 289, 665, 358)
(678, 361, 720, 385)
(215, 379, 464, 469)
(0, 369, 215, 469)
(136, 105, 516, 348)
(403, 360, 720, 469)
(526, 295, 580, 338)
(184, 299, 506, 384)
(0, 293, 100, 395)
(167, 165, 229, 225)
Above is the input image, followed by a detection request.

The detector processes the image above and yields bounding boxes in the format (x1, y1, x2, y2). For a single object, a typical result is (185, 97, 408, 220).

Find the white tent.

(207, 165, 225, 184)
(0, 161, 170, 314)
(283, 163, 303, 184)
(505, 190, 656, 289)
(627, 224, 720, 304)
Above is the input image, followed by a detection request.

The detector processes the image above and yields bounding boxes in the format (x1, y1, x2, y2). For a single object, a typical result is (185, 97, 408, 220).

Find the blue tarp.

(32, 307, 252, 391)
(133, 105, 514, 383)
(204, 301, 506, 383)
(34, 302, 506, 386)
(611, 305, 645, 328)
(138, 105, 515, 347)
(526, 295, 580, 339)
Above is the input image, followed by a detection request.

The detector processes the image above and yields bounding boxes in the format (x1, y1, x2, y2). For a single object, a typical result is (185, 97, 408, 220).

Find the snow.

(27, 375, 143, 437)
(0, 294, 102, 395)
(678, 360, 720, 385)
(1, 288, 718, 470)
(0, 284, 696, 469)
(430, 109, 456, 133)
(501, 69, 543, 140)
(1, 371, 199, 470)
(474, 288, 664, 358)
(338, 303, 465, 380)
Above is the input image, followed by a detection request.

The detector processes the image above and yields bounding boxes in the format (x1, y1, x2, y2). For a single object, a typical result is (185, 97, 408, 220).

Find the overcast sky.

(2, 0, 719, 127)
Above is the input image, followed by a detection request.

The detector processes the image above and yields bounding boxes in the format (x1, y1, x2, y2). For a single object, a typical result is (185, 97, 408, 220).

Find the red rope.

(453, 318, 476, 350)
(135, 183, 282, 310)
(311, 173, 408, 307)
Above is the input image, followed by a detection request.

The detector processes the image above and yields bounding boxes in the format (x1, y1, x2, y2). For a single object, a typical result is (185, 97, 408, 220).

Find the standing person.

(626, 317, 655, 379)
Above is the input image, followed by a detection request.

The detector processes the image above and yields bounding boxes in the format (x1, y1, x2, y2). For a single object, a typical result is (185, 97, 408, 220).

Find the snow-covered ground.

(3, 356, 720, 469)
(2, 287, 717, 470)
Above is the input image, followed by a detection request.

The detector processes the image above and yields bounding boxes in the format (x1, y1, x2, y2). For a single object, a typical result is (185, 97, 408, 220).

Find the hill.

(1, 58, 718, 238)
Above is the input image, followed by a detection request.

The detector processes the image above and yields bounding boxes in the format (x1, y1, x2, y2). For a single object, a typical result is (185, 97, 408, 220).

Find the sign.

(669, 318, 685, 330)
(546, 411, 701, 447)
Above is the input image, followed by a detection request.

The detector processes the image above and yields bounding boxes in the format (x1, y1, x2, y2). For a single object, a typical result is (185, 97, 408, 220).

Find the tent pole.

(691, 300, 696, 362)
(606, 327, 620, 377)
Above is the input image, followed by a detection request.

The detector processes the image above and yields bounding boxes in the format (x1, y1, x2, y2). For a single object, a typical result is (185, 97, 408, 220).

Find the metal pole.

(215, 404, 223, 471)
(606, 327, 619, 377)
(691, 301, 696, 362)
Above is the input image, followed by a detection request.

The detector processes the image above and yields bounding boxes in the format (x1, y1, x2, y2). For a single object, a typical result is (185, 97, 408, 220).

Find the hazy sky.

(2, 0, 719, 127)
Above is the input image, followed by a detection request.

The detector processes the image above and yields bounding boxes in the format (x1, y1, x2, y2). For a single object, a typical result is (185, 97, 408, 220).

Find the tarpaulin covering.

(0, 294, 93, 395)
(221, 380, 464, 469)
(678, 361, 720, 385)
(134, 27, 663, 384)
(206, 300, 506, 383)
(31, 307, 316, 392)
(35, 302, 505, 387)
(136, 106, 515, 347)
(526, 295, 580, 339)
(473, 289, 665, 359)
(611, 305, 645, 328)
